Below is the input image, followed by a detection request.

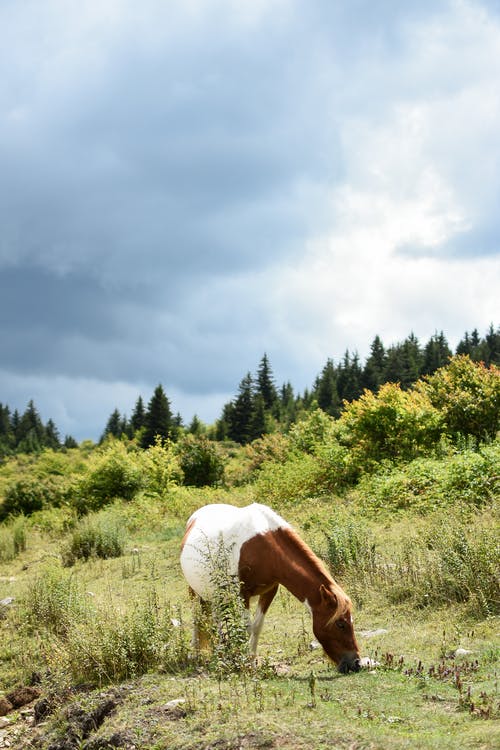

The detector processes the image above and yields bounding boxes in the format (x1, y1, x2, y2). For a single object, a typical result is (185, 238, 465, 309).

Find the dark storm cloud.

(0, 0, 499, 439)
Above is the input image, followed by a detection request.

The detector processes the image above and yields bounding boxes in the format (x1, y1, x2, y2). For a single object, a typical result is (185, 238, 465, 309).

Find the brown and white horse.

(180, 502, 361, 673)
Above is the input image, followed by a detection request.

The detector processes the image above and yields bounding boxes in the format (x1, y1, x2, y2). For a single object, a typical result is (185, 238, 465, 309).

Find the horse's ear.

(319, 584, 337, 609)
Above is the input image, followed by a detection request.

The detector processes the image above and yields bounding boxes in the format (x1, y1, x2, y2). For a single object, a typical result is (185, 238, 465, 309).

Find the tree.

(256, 354, 278, 411)
(315, 359, 340, 416)
(45, 419, 61, 450)
(363, 336, 387, 392)
(337, 351, 363, 403)
(228, 373, 255, 444)
(101, 408, 124, 442)
(130, 396, 146, 435)
(141, 385, 173, 448)
(421, 331, 451, 375)
(17, 400, 45, 452)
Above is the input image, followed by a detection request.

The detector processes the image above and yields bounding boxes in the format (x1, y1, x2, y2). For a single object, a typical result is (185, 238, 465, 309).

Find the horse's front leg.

(249, 584, 279, 656)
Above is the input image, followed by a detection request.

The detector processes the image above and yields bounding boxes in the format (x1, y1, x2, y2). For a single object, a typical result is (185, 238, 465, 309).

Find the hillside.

(0, 356, 498, 749)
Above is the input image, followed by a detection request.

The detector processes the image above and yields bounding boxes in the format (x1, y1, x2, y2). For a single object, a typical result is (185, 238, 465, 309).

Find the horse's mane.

(284, 527, 351, 624)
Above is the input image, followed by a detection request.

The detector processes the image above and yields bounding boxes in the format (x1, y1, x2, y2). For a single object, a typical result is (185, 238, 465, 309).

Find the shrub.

(254, 453, 327, 505)
(139, 438, 183, 498)
(62, 511, 126, 566)
(357, 441, 500, 514)
(339, 383, 442, 471)
(75, 441, 144, 513)
(0, 516, 27, 562)
(23, 561, 87, 637)
(417, 355, 500, 442)
(244, 433, 291, 474)
(176, 435, 225, 487)
(0, 476, 67, 520)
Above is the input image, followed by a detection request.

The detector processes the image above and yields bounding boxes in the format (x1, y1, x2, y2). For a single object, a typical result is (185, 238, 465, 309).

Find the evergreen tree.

(101, 408, 123, 442)
(17, 400, 45, 452)
(315, 359, 340, 416)
(228, 373, 255, 444)
(484, 324, 500, 365)
(363, 335, 386, 391)
(421, 331, 452, 375)
(279, 382, 296, 426)
(141, 385, 173, 448)
(45, 419, 61, 450)
(256, 354, 278, 411)
(456, 331, 473, 357)
(64, 435, 79, 449)
(249, 393, 267, 441)
(130, 396, 146, 434)
(337, 351, 363, 403)
(188, 414, 204, 436)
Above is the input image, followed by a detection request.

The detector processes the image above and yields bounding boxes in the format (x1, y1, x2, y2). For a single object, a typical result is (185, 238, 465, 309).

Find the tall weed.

(0, 516, 27, 562)
(62, 510, 126, 566)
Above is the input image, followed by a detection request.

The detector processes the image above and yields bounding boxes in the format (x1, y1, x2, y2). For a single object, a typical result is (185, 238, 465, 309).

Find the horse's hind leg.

(249, 584, 279, 656)
(189, 587, 211, 652)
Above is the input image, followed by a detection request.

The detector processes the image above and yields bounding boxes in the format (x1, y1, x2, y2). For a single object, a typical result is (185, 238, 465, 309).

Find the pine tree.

(363, 335, 387, 391)
(256, 354, 278, 411)
(45, 419, 61, 450)
(249, 393, 267, 441)
(421, 331, 451, 375)
(17, 400, 45, 452)
(130, 396, 146, 434)
(315, 359, 340, 416)
(141, 385, 173, 448)
(228, 373, 255, 444)
(484, 324, 500, 365)
(338, 351, 363, 403)
(64, 435, 79, 449)
(101, 408, 123, 442)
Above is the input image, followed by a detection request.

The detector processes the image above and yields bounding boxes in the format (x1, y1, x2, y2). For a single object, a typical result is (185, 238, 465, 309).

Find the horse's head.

(312, 584, 361, 674)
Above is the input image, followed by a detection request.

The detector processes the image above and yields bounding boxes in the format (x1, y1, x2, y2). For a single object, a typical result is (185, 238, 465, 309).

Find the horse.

(180, 502, 361, 673)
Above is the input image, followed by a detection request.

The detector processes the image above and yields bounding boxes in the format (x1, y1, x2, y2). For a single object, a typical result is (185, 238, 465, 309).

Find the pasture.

(0, 471, 498, 750)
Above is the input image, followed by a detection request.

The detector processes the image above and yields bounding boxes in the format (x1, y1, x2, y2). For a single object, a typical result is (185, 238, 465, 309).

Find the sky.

(1, 0, 499, 441)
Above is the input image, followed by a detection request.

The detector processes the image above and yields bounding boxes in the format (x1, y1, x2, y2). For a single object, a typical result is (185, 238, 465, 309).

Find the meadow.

(0, 360, 499, 749)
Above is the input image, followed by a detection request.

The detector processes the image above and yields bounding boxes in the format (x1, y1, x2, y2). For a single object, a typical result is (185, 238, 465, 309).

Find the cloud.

(0, 0, 498, 440)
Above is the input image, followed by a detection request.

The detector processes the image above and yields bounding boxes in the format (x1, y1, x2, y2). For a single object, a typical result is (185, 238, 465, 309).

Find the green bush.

(62, 511, 126, 566)
(254, 453, 328, 505)
(0, 516, 27, 562)
(139, 438, 183, 498)
(23, 561, 87, 637)
(357, 441, 500, 514)
(0, 476, 67, 520)
(176, 435, 225, 487)
(339, 383, 442, 471)
(75, 441, 144, 513)
(417, 355, 500, 441)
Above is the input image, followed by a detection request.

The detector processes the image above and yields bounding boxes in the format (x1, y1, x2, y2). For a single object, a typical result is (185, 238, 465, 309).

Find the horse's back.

(180, 502, 288, 599)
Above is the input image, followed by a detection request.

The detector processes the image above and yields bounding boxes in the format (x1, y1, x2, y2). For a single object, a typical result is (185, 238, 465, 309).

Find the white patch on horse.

(180, 503, 289, 601)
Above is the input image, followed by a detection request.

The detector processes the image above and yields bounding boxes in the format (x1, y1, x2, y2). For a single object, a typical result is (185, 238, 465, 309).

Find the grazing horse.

(180, 502, 361, 673)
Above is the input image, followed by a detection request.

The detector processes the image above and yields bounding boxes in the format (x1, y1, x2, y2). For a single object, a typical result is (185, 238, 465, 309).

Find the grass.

(0, 482, 498, 749)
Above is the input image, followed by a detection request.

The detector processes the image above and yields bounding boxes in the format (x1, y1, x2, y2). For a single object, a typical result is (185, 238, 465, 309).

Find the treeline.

(0, 400, 77, 457)
(1, 325, 498, 456)
(215, 325, 500, 444)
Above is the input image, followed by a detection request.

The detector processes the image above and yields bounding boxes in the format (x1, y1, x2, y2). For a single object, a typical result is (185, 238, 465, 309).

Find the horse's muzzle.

(338, 656, 361, 674)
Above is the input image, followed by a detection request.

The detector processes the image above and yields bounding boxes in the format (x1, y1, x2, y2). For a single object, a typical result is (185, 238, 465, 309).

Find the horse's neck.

(272, 528, 332, 606)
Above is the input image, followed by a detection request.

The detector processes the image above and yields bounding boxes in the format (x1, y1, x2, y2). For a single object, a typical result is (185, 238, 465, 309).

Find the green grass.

(0, 477, 498, 749)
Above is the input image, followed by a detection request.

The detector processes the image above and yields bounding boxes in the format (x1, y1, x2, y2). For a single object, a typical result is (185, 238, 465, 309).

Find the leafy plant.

(176, 435, 225, 487)
(62, 511, 126, 566)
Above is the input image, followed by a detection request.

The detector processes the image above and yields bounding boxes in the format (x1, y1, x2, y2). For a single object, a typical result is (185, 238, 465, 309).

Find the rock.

(0, 716, 11, 728)
(309, 640, 321, 650)
(359, 629, 388, 638)
(454, 648, 473, 657)
(6, 686, 41, 709)
(360, 656, 381, 668)
(0, 698, 13, 717)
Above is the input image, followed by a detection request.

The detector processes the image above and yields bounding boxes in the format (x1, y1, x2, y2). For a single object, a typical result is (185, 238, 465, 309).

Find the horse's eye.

(336, 619, 346, 630)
